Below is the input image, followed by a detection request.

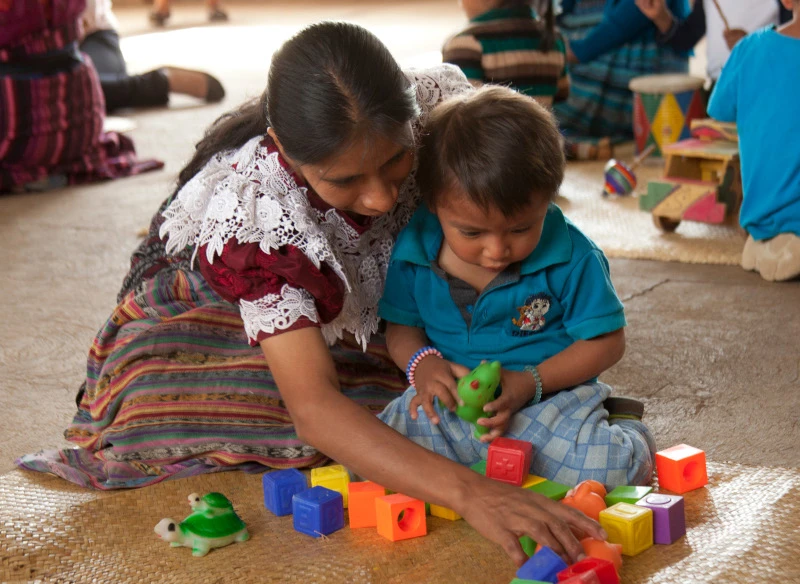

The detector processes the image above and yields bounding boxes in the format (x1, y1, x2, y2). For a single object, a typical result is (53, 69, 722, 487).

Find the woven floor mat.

(1, 462, 798, 583)
(561, 154, 747, 266)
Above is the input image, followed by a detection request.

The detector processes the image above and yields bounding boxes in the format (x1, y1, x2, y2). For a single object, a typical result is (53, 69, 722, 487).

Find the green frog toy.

(456, 361, 502, 439)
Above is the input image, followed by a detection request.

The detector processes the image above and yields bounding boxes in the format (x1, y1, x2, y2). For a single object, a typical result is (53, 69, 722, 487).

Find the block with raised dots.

(488, 438, 533, 486)
(311, 464, 351, 507)
(262, 468, 308, 516)
(655, 444, 708, 494)
(516, 546, 568, 582)
(604, 485, 653, 506)
(599, 503, 653, 556)
(429, 504, 461, 521)
(525, 479, 570, 500)
(292, 486, 344, 538)
(347, 481, 385, 528)
(375, 494, 427, 541)
(636, 493, 685, 544)
(557, 557, 618, 583)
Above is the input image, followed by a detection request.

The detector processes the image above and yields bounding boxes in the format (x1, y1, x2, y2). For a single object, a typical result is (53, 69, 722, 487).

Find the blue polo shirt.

(378, 204, 626, 373)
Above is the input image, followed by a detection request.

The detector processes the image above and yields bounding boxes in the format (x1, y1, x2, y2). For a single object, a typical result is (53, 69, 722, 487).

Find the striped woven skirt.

(17, 199, 407, 489)
(554, 0, 688, 150)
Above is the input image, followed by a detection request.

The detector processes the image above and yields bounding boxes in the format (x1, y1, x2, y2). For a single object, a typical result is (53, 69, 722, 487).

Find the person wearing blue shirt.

(377, 86, 656, 487)
(707, 1, 800, 282)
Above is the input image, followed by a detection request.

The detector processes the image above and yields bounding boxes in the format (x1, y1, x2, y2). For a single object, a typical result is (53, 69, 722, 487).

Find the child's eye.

(386, 150, 408, 165)
(459, 230, 480, 238)
(512, 226, 532, 234)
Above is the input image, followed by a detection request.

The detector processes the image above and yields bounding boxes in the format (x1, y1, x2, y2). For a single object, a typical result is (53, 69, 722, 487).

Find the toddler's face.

(434, 190, 549, 273)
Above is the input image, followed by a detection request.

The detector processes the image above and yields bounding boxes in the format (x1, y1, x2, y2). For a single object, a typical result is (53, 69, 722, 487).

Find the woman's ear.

(267, 127, 300, 174)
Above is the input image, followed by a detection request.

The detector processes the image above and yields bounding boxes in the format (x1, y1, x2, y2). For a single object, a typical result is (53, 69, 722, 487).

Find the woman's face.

(279, 127, 415, 218)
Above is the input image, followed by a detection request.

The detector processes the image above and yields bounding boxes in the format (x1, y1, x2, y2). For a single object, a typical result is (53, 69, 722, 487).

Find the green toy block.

(425, 502, 430, 515)
(605, 485, 653, 506)
(524, 479, 570, 500)
(639, 181, 678, 211)
(519, 535, 537, 557)
(470, 460, 487, 475)
(510, 579, 549, 584)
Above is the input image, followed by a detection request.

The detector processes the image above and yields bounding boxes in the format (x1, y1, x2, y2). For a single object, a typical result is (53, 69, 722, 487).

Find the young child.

(707, 0, 800, 281)
(377, 85, 655, 487)
(442, 0, 569, 107)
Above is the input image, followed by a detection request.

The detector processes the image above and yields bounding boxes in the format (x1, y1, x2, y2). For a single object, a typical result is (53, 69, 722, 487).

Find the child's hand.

(410, 357, 470, 424)
(476, 368, 536, 442)
(723, 28, 747, 50)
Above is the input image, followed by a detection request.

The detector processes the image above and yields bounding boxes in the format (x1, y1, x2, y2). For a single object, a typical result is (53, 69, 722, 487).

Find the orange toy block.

(562, 481, 607, 522)
(347, 481, 386, 528)
(656, 444, 708, 494)
(375, 494, 427, 542)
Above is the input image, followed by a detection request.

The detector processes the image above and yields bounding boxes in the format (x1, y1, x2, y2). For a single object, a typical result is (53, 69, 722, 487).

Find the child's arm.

(442, 33, 484, 87)
(707, 39, 743, 123)
(261, 327, 605, 565)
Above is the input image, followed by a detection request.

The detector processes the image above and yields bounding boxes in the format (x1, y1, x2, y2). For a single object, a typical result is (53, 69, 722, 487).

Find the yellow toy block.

(311, 464, 351, 508)
(521, 474, 546, 489)
(599, 502, 653, 556)
(429, 504, 461, 521)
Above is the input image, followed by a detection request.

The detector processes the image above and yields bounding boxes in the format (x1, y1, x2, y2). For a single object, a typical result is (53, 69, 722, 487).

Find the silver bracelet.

(523, 365, 543, 407)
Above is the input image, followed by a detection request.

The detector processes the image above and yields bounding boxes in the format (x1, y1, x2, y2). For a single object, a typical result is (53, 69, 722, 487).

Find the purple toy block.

(263, 468, 308, 516)
(636, 493, 685, 544)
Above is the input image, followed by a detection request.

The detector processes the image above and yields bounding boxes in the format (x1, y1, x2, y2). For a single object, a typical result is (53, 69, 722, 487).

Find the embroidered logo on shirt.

(511, 293, 552, 336)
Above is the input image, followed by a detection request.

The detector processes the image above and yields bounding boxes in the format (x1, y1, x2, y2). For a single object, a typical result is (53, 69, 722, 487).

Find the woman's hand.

(410, 357, 470, 424)
(476, 368, 534, 442)
(457, 474, 607, 566)
(635, 0, 674, 33)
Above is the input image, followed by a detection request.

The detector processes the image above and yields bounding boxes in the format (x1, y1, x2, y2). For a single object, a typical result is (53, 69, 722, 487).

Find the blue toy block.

(292, 486, 344, 538)
(262, 468, 308, 516)
(516, 546, 568, 583)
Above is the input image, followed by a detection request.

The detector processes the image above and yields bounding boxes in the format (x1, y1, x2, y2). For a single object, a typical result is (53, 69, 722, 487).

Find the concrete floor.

(1, 1, 798, 475)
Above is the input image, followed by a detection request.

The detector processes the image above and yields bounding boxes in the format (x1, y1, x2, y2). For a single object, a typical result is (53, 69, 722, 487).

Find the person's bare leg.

(207, 0, 229, 22)
(163, 67, 225, 102)
(150, 0, 171, 26)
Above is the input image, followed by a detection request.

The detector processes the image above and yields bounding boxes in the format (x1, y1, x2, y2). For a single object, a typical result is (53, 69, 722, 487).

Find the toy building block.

(604, 486, 653, 507)
(520, 535, 537, 558)
(510, 579, 551, 584)
(375, 494, 427, 542)
(525, 479, 570, 501)
(516, 546, 568, 582)
(429, 504, 461, 521)
(488, 438, 533, 486)
(470, 460, 487, 475)
(521, 474, 547, 489)
(636, 494, 685, 544)
(599, 503, 653, 557)
(655, 444, 708, 494)
(557, 557, 618, 584)
(347, 481, 385, 529)
(557, 572, 601, 584)
(262, 469, 308, 517)
(292, 486, 344, 538)
(562, 481, 607, 522)
(580, 538, 623, 572)
(311, 464, 351, 507)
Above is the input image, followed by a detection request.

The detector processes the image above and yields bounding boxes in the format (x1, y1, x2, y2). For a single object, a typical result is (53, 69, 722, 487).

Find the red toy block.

(347, 481, 386, 528)
(559, 573, 601, 584)
(487, 437, 533, 486)
(557, 557, 619, 584)
(655, 444, 708, 494)
(375, 494, 427, 541)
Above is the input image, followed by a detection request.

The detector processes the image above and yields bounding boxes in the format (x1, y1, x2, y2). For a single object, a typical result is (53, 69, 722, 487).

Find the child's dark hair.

(417, 85, 565, 216)
(174, 22, 419, 193)
(499, 0, 556, 51)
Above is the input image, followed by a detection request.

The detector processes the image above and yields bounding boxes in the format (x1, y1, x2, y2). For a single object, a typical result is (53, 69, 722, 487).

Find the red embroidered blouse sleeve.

(198, 239, 346, 345)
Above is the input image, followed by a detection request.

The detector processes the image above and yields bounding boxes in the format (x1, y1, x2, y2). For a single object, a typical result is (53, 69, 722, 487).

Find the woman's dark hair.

(417, 85, 565, 217)
(175, 22, 419, 193)
(500, 0, 556, 51)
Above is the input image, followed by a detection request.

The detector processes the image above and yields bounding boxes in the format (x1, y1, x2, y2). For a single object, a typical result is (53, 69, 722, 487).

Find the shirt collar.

(471, 5, 535, 24)
(392, 204, 573, 275)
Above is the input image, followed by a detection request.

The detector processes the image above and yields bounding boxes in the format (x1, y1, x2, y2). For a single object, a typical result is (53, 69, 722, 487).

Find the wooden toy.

(487, 437, 533, 486)
(690, 118, 738, 142)
(292, 486, 344, 538)
(580, 538, 623, 572)
(311, 464, 351, 507)
(456, 361, 501, 438)
(375, 494, 427, 541)
(640, 122, 742, 232)
(429, 504, 461, 521)
(557, 557, 619, 584)
(602, 144, 656, 196)
(154, 492, 249, 557)
(636, 493, 686, 544)
(525, 479, 570, 501)
(262, 469, 308, 516)
(655, 444, 708, 494)
(562, 480, 607, 521)
(521, 474, 547, 489)
(629, 74, 706, 157)
(517, 546, 568, 582)
(598, 503, 653, 557)
(604, 485, 653, 507)
(347, 481, 386, 528)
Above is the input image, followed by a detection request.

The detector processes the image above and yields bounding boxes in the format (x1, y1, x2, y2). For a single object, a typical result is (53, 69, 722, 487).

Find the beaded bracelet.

(406, 346, 443, 389)
(523, 365, 543, 407)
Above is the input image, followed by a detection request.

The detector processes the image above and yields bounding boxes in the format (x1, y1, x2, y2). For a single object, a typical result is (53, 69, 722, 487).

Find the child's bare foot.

(163, 67, 225, 102)
(741, 233, 800, 282)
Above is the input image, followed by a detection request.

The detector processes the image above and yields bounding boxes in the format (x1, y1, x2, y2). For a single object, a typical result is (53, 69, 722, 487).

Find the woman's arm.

(261, 326, 606, 566)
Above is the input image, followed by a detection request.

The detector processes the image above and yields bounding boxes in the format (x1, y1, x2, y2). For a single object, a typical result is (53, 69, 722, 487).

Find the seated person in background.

(149, 0, 228, 27)
(442, 0, 569, 107)
(707, 0, 800, 281)
(81, 0, 225, 113)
